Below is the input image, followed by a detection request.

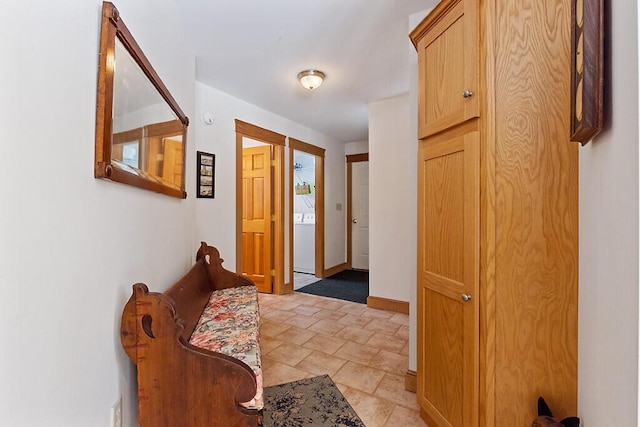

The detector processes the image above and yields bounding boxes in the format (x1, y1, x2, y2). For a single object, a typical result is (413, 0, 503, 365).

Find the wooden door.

(242, 145, 273, 293)
(146, 137, 162, 176)
(351, 161, 369, 270)
(162, 137, 183, 187)
(417, 131, 479, 427)
(414, 0, 478, 138)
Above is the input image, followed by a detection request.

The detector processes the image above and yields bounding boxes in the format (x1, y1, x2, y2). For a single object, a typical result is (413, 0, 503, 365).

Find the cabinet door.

(417, 131, 479, 427)
(416, 0, 478, 138)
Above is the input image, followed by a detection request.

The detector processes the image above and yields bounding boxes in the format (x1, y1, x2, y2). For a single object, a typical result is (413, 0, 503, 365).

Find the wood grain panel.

(423, 289, 464, 427)
(423, 149, 464, 282)
(478, 1, 498, 425)
(424, 135, 465, 160)
(423, 272, 464, 301)
(242, 149, 251, 171)
(252, 178, 265, 220)
(493, 0, 578, 424)
(418, 130, 479, 427)
(461, 131, 480, 427)
(252, 233, 264, 275)
(241, 232, 252, 276)
(242, 178, 249, 220)
(253, 152, 265, 170)
(411, 0, 479, 139)
(424, 14, 465, 129)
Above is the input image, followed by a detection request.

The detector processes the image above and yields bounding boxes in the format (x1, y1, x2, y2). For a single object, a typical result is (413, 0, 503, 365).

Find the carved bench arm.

(121, 284, 260, 426)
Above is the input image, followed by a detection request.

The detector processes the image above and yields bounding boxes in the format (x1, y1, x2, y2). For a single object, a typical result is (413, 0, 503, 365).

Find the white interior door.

(351, 161, 369, 270)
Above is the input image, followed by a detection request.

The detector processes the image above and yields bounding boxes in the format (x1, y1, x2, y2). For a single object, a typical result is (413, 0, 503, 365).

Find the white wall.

(578, 1, 639, 425)
(0, 1, 196, 426)
(369, 94, 413, 306)
(194, 82, 347, 275)
(345, 140, 369, 155)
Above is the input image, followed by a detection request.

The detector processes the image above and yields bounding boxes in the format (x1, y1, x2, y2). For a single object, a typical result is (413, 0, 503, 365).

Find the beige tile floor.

(258, 291, 427, 427)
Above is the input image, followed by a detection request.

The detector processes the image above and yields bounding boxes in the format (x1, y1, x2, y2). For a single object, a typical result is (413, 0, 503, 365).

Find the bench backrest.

(165, 259, 213, 342)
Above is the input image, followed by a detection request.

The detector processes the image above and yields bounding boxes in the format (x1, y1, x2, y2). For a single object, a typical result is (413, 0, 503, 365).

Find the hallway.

(258, 292, 426, 426)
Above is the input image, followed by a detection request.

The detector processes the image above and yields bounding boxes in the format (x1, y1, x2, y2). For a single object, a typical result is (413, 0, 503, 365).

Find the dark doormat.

(296, 269, 368, 304)
(262, 374, 365, 426)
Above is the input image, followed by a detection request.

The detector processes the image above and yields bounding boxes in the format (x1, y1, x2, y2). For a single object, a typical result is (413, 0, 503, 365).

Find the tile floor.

(258, 291, 427, 427)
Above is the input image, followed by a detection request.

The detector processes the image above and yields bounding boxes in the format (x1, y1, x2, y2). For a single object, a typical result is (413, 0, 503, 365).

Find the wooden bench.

(120, 242, 263, 427)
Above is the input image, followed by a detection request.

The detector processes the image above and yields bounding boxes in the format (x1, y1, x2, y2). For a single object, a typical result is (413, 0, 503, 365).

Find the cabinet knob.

(461, 293, 472, 302)
(463, 89, 474, 98)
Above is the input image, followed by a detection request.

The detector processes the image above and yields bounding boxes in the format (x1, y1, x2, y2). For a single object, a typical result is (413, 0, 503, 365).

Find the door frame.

(235, 119, 285, 294)
(289, 138, 325, 286)
(346, 153, 368, 269)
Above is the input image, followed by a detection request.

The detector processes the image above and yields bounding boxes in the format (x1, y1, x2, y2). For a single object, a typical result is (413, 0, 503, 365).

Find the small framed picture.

(197, 151, 215, 199)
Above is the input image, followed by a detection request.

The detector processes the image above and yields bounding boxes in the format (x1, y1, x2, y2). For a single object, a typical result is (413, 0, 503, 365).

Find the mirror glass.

(111, 38, 184, 190)
(95, 2, 188, 198)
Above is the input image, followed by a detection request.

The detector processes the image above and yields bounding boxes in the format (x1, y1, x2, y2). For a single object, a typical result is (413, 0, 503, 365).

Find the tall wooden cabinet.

(410, 1, 579, 426)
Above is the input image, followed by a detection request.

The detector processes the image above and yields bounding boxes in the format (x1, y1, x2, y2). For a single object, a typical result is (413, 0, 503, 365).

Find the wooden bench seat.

(189, 285, 263, 409)
(121, 242, 262, 427)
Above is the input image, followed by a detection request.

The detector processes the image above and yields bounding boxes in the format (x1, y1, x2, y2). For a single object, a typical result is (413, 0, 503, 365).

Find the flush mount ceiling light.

(297, 69, 325, 90)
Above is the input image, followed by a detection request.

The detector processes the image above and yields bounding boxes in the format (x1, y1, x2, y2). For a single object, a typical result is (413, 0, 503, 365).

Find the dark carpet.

(262, 374, 364, 427)
(296, 269, 368, 304)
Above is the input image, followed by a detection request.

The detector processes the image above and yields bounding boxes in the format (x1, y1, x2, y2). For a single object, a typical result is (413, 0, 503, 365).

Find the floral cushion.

(188, 285, 263, 410)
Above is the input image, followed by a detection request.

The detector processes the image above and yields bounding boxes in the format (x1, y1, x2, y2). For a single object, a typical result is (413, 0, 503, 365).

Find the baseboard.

(323, 262, 348, 278)
(367, 296, 409, 314)
(405, 370, 417, 393)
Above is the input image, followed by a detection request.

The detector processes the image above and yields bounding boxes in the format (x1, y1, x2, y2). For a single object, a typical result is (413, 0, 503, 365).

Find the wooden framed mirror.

(95, 1, 189, 198)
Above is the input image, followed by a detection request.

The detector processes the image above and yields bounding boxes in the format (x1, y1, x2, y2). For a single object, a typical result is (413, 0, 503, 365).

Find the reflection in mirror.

(95, 2, 188, 198)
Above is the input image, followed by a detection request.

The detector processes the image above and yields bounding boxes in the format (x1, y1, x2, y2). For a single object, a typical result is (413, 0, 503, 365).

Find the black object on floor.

(296, 269, 368, 304)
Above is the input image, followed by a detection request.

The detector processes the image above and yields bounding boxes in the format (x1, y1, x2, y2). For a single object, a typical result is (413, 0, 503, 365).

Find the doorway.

(235, 120, 285, 294)
(241, 142, 273, 293)
(289, 138, 325, 291)
(347, 153, 369, 270)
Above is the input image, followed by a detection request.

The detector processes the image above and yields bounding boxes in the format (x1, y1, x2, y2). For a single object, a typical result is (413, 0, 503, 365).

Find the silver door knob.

(352, 219, 358, 223)
(461, 293, 472, 302)
(463, 89, 474, 98)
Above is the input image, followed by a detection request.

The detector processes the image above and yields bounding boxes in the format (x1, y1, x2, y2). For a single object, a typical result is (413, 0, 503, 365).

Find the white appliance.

(294, 213, 315, 274)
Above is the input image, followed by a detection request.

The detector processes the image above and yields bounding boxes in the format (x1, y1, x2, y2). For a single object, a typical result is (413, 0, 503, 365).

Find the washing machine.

(294, 213, 315, 274)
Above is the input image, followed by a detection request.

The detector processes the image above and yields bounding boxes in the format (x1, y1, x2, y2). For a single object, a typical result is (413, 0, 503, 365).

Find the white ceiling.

(177, 1, 436, 143)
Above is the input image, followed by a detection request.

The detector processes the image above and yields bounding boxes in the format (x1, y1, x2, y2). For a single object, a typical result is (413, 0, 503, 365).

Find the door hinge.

(271, 215, 276, 221)
(271, 269, 276, 277)
(271, 160, 276, 166)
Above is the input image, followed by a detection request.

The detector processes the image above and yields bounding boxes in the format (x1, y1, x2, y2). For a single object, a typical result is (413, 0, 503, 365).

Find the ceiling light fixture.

(297, 69, 325, 90)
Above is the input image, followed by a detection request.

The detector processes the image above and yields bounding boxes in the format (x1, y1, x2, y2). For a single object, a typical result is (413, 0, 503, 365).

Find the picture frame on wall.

(197, 151, 215, 198)
(570, 0, 604, 145)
